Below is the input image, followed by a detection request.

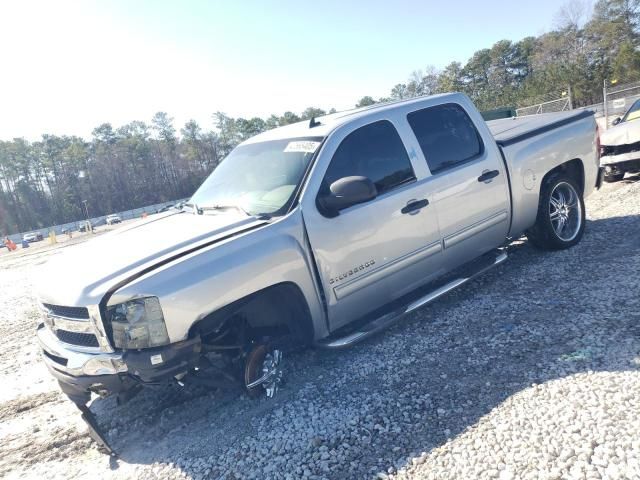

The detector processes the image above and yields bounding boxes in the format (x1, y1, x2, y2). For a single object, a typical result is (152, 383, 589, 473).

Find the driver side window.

(321, 120, 415, 196)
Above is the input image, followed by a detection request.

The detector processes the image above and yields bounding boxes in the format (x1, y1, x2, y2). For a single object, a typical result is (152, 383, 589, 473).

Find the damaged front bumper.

(600, 143, 640, 175)
(37, 323, 201, 403)
(37, 323, 201, 454)
(37, 324, 130, 403)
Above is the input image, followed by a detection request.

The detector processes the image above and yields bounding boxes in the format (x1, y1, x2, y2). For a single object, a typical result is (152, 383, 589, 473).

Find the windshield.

(190, 137, 323, 216)
(622, 99, 640, 123)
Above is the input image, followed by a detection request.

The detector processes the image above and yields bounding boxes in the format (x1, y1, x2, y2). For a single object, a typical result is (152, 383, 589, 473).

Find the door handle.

(401, 199, 429, 214)
(478, 169, 500, 183)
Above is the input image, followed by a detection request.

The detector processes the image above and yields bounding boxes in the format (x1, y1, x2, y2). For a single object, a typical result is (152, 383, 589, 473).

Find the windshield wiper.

(199, 204, 274, 220)
(199, 204, 252, 217)
(184, 202, 201, 214)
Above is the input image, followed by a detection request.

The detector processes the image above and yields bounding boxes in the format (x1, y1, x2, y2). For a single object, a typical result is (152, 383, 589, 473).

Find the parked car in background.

(600, 98, 640, 182)
(23, 232, 43, 242)
(106, 214, 122, 225)
(78, 221, 93, 233)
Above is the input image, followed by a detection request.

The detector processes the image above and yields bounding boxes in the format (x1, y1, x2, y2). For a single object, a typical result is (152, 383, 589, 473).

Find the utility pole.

(603, 79, 609, 129)
(82, 200, 92, 233)
(567, 84, 573, 110)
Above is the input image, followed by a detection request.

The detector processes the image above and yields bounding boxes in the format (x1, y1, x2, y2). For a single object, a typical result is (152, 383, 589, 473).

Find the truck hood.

(35, 212, 266, 306)
(600, 120, 640, 146)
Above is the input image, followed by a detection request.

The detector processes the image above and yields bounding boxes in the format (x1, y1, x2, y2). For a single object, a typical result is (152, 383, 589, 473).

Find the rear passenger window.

(407, 104, 482, 174)
(322, 120, 415, 195)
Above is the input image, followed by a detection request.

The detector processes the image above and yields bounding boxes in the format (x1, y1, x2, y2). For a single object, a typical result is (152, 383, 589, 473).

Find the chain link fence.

(603, 80, 640, 128)
(514, 80, 640, 131)
(515, 88, 574, 117)
(516, 95, 572, 116)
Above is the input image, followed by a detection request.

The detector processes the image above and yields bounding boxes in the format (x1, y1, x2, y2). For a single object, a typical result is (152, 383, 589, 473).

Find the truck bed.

(487, 108, 598, 240)
(487, 110, 594, 146)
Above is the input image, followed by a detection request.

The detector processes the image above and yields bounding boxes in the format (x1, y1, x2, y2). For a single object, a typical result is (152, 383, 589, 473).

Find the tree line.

(0, 108, 334, 234)
(1, 0, 638, 235)
(356, 0, 640, 110)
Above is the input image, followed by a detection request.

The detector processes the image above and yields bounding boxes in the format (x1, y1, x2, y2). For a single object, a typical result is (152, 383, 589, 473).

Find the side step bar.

(317, 250, 508, 349)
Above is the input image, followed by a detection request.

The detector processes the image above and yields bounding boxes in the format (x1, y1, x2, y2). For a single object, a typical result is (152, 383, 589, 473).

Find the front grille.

(55, 329, 100, 347)
(602, 141, 640, 157)
(43, 303, 89, 319)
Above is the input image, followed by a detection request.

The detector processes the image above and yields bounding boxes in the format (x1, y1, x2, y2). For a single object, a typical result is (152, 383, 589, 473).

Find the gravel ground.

(2, 176, 640, 480)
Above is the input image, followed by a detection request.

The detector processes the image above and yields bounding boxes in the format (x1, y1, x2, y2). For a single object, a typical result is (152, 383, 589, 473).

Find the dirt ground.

(2, 177, 640, 480)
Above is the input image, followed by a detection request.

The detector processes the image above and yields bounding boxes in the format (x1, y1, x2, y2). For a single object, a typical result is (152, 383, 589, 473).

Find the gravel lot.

(2, 177, 640, 480)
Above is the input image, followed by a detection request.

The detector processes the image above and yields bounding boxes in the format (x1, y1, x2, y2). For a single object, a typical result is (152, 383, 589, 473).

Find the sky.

(0, 0, 570, 141)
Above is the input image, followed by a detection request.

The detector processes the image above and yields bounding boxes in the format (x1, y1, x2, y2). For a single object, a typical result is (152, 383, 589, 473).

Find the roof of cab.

(241, 92, 461, 145)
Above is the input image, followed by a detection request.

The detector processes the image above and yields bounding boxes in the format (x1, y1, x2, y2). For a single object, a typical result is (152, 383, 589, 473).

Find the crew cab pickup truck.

(35, 93, 601, 451)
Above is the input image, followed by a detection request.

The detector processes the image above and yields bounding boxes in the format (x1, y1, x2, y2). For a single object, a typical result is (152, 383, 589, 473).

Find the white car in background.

(106, 214, 122, 225)
(23, 232, 43, 242)
(600, 98, 640, 182)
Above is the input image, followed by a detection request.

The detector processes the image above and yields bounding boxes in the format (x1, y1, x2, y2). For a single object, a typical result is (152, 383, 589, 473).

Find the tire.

(526, 172, 585, 250)
(603, 172, 625, 183)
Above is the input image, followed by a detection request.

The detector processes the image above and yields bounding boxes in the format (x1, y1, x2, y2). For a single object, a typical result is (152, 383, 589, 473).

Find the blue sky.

(0, 0, 577, 140)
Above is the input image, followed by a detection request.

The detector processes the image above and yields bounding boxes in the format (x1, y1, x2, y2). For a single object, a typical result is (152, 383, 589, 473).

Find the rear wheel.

(527, 173, 585, 250)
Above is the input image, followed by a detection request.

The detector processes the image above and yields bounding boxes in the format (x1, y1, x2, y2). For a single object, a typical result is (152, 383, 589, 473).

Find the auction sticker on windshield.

(284, 141, 321, 153)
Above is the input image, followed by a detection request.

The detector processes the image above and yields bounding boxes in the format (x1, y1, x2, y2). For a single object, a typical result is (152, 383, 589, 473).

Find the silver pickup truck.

(35, 93, 601, 450)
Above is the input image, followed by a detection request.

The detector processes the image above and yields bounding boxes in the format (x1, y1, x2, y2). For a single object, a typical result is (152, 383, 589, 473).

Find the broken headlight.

(107, 297, 169, 349)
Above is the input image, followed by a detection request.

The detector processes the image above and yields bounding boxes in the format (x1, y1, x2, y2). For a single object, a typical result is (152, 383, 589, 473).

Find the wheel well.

(190, 282, 314, 347)
(541, 158, 585, 195)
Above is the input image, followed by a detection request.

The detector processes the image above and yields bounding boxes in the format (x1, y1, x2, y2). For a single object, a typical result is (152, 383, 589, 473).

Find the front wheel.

(244, 344, 283, 398)
(526, 173, 585, 250)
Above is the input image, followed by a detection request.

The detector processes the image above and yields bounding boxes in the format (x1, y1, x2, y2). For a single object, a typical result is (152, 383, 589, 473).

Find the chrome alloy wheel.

(245, 348, 283, 398)
(549, 182, 582, 242)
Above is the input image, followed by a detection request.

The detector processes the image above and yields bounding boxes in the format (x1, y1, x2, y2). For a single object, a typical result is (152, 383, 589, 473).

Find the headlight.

(107, 297, 169, 349)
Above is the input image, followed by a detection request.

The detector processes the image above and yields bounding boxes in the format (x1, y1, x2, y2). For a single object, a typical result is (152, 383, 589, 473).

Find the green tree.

(437, 62, 465, 93)
(613, 40, 640, 79)
(300, 107, 326, 120)
(278, 111, 301, 125)
(355, 96, 376, 107)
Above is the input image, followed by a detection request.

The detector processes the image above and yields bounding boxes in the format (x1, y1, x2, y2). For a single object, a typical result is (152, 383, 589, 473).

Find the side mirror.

(613, 117, 622, 126)
(318, 176, 377, 216)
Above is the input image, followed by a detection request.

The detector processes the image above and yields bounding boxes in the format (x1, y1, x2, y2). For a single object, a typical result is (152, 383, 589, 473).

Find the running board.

(317, 250, 508, 349)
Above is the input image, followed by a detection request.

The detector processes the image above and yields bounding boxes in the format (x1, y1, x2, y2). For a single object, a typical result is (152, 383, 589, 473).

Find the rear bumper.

(37, 324, 201, 404)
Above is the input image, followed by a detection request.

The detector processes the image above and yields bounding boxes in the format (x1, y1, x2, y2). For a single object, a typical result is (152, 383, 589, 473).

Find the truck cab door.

(405, 101, 511, 270)
(301, 119, 444, 332)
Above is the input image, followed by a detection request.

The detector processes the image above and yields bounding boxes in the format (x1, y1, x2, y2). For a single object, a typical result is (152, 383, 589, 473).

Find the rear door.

(301, 118, 444, 331)
(405, 102, 511, 269)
